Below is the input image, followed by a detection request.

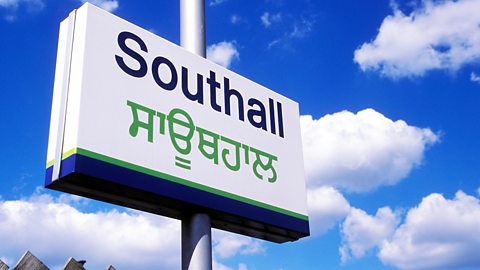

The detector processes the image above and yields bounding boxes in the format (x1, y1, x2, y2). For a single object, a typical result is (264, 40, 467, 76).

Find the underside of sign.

(45, 153, 308, 242)
(45, 3, 309, 243)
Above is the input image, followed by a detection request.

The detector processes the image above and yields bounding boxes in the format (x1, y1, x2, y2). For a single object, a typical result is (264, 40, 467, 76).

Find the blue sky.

(1, 0, 480, 269)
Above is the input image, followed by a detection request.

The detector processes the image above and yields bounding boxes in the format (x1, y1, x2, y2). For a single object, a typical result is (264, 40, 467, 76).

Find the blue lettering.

(116, 31, 285, 138)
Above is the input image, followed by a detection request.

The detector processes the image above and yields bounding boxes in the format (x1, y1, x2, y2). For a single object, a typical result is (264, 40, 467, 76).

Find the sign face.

(45, 3, 309, 242)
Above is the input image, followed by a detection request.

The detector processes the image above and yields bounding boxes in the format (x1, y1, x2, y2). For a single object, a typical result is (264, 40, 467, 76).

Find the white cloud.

(213, 260, 234, 270)
(0, 0, 44, 21)
(212, 230, 265, 260)
(0, 191, 180, 269)
(209, 0, 227, 7)
(289, 18, 313, 38)
(0, 0, 18, 8)
(340, 207, 399, 263)
(230, 14, 243, 24)
(338, 191, 480, 270)
(0, 0, 42, 8)
(213, 261, 249, 270)
(471, 72, 480, 84)
(3, 14, 14, 21)
(307, 186, 350, 235)
(354, 0, 480, 78)
(267, 38, 281, 49)
(260, 13, 270, 27)
(261, 12, 281, 28)
(207, 41, 239, 68)
(301, 109, 438, 193)
(238, 263, 248, 270)
(267, 17, 314, 49)
(0, 190, 265, 269)
(379, 191, 480, 270)
(80, 0, 119, 12)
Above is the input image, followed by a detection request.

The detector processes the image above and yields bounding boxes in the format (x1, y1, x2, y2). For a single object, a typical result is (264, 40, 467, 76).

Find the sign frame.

(45, 3, 309, 243)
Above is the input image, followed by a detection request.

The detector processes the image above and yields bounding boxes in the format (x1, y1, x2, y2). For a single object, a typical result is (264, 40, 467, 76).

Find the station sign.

(45, 3, 309, 242)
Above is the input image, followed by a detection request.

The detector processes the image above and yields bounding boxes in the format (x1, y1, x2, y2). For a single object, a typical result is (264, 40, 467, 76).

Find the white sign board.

(46, 3, 309, 242)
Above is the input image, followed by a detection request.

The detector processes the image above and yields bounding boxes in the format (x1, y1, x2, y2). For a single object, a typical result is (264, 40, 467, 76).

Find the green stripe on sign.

(70, 147, 308, 221)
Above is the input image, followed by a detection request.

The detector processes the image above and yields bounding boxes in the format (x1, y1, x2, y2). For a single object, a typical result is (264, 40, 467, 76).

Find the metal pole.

(180, 0, 206, 57)
(181, 214, 212, 270)
(180, 1, 212, 270)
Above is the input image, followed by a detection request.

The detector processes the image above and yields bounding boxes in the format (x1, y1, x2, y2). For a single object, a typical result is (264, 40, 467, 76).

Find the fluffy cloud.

(267, 17, 314, 49)
(340, 207, 399, 263)
(213, 261, 233, 270)
(230, 14, 243, 24)
(307, 186, 350, 235)
(209, 0, 227, 7)
(0, 0, 44, 21)
(304, 108, 436, 236)
(0, 0, 20, 8)
(207, 41, 239, 68)
(289, 17, 313, 39)
(80, 0, 118, 12)
(0, 0, 43, 8)
(0, 190, 264, 269)
(339, 191, 480, 270)
(301, 109, 438, 193)
(238, 263, 248, 270)
(213, 261, 249, 270)
(471, 72, 480, 84)
(261, 12, 281, 28)
(0, 191, 180, 269)
(354, 0, 480, 78)
(379, 191, 480, 270)
(212, 230, 265, 259)
(212, 231, 263, 270)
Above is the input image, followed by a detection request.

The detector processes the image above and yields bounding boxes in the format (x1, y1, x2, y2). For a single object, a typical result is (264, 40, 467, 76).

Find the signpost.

(46, 2, 309, 268)
(180, 1, 212, 269)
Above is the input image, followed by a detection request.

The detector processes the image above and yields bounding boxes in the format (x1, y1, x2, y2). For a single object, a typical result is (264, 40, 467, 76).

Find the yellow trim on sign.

(45, 148, 78, 169)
